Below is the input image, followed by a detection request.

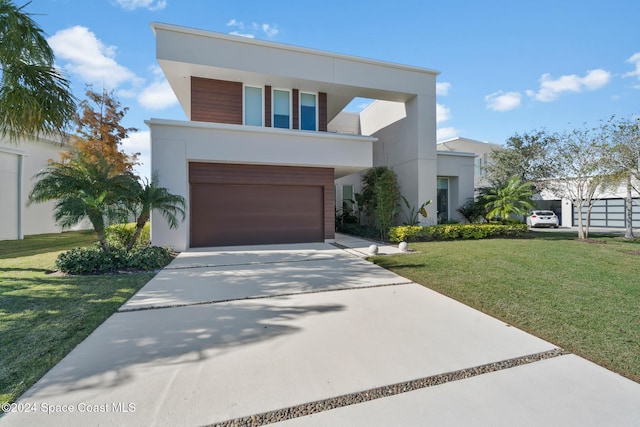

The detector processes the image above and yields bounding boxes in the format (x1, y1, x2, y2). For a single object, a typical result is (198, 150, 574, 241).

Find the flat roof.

(151, 22, 440, 77)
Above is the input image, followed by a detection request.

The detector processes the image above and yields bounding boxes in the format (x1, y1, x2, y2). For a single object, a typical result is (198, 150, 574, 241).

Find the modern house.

(148, 23, 475, 250)
(0, 134, 72, 240)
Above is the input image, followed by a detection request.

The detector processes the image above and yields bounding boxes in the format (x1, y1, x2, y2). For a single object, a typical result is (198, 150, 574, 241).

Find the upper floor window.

(244, 86, 263, 126)
(300, 92, 317, 131)
(273, 89, 291, 129)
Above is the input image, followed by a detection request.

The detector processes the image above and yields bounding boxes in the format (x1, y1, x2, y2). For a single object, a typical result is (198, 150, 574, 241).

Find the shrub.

(389, 223, 528, 243)
(56, 244, 173, 274)
(389, 225, 424, 243)
(336, 222, 381, 240)
(56, 245, 128, 274)
(105, 222, 150, 250)
(360, 166, 400, 239)
(127, 246, 174, 271)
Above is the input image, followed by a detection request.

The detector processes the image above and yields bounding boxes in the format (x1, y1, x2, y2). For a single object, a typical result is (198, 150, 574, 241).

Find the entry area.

(189, 162, 334, 247)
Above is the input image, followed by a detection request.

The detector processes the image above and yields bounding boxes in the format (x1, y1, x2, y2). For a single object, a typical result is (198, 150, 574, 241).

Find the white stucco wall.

(0, 148, 20, 240)
(0, 137, 74, 240)
(328, 112, 360, 135)
(436, 152, 476, 222)
(365, 95, 438, 220)
(437, 137, 501, 189)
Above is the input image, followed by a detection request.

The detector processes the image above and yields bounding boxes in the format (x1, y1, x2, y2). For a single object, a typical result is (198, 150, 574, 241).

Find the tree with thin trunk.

(600, 116, 640, 239)
(0, 0, 76, 142)
(548, 127, 605, 240)
(483, 176, 535, 222)
(125, 175, 186, 252)
(28, 150, 136, 252)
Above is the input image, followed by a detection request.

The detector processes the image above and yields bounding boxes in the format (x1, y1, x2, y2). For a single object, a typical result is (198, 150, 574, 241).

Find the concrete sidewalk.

(1, 239, 639, 426)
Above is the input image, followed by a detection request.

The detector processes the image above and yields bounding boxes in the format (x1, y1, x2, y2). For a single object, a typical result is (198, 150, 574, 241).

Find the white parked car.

(527, 210, 559, 228)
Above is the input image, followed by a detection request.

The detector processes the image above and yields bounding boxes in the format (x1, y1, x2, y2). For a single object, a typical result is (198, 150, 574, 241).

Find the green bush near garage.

(105, 222, 151, 250)
(389, 223, 528, 243)
(55, 244, 173, 274)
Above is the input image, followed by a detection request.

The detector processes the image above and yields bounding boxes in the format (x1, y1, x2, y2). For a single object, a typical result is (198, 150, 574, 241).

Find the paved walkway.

(1, 237, 639, 426)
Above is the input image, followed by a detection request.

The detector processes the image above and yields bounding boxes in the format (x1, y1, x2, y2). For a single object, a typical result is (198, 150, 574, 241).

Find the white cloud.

(48, 26, 139, 89)
(436, 103, 451, 124)
(437, 126, 460, 142)
(526, 69, 611, 102)
(485, 90, 521, 112)
(261, 24, 279, 38)
(115, 0, 167, 11)
(436, 82, 451, 96)
(623, 52, 640, 81)
(135, 66, 178, 110)
(121, 131, 151, 180)
(138, 80, 178, 110)
(227, 19, 279, 39)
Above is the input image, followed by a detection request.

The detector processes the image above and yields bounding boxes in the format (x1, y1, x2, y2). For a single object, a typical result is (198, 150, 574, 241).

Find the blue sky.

(31, 0, 640, 179)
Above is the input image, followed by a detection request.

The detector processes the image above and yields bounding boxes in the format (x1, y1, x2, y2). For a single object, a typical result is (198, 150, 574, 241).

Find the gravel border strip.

(117, 281, 415, 313)
(208, 348, 569, 427)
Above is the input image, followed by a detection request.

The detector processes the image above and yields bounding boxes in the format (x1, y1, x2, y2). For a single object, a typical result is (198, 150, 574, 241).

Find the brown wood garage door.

(189, 163, 334, 247)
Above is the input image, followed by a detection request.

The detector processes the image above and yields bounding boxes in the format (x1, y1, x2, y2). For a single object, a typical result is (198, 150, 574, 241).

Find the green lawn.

(372, 231, 640, 383)
(0, 231, 156, 406)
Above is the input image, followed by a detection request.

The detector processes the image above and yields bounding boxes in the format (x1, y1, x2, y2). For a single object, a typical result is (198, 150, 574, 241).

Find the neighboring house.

(437, 137, 640, 229)
(0, 135, 71, 240)
(148, 23, 475, 250)
(537, 185, 640, 229)
(437, 136, 501, 189)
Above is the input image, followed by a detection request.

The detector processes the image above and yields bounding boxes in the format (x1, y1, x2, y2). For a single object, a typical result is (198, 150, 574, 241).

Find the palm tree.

(28, 150, 136, 252)
(483, 176, 535, 223)
(125, 175, 186, 252)
(0, 0, 76, 141)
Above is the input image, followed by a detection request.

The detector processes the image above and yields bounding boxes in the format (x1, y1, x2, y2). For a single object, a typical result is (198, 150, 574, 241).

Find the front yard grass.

(372, 231, 640, 383)
(0, 231, 156, 406)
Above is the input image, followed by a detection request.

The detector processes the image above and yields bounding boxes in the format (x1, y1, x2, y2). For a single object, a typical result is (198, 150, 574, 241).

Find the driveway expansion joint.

(208, 348, 570, 427)
(117, 281, 416, 313)
(163, 256, 340, 271)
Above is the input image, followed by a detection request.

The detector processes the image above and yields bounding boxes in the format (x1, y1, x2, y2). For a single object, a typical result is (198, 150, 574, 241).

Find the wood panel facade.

(191, 77, 242, 124)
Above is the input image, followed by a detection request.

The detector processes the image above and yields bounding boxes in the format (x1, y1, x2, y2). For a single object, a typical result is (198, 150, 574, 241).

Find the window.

(273, 89, 290, 129)
(437, 178, 449, 223)
(343, 185, 354, 211)
(476, 157, 483, 176)
(244, 86, 263, 126)
(300, 92, 317, 131)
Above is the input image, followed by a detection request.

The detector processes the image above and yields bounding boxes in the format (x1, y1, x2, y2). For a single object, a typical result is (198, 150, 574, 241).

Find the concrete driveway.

(1, 237, 639, 426)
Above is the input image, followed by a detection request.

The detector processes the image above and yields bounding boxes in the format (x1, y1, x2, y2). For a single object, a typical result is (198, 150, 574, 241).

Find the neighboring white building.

(0, 135, 70, 240)
(538, 184, 640, 229)
(148, 23, 475, 250)
(436, 137, 640, 229)
(437, 136, 501, 189)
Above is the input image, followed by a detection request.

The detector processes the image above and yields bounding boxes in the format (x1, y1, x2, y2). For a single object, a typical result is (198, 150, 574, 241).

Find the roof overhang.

(151, 22, 440, 121)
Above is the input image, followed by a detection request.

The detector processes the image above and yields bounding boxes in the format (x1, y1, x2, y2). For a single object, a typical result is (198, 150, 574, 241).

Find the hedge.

(389, 223, 528, 243)
(55, 244, 174, 275)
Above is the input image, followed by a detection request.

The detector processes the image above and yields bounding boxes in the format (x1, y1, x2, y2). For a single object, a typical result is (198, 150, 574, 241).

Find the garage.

(189, 163, 334, 247)
(573, 198, 640, 228)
